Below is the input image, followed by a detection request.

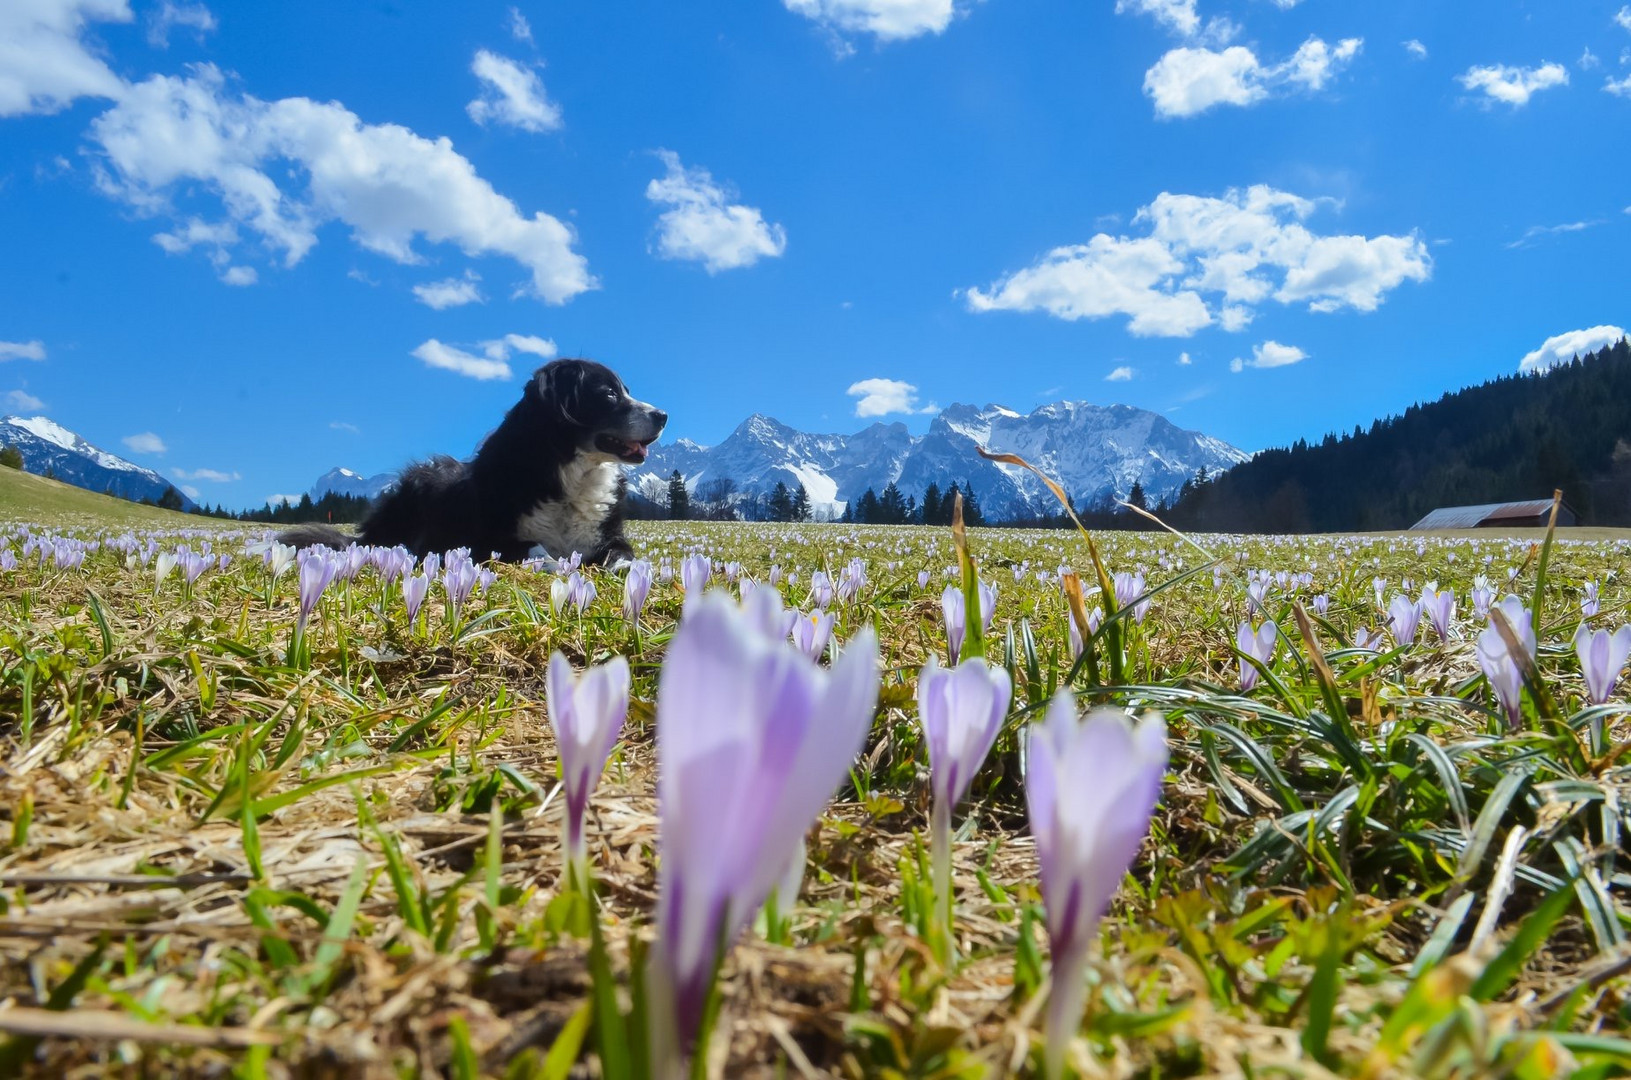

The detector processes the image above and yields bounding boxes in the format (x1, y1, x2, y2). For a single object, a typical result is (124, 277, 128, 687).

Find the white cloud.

(1403, 39, 1428, 60)
(265, 493, 301, 507)
(646, 150, 787, 272)
(412, 339, 511, 381)
(3, 389, 45, 411)
(90, 65, 594, 302)
(1177, 351, 1192, 365)
(1116, 0, 1199, 37)
(146, 1, 215, 47)
(1617, 6, 1631, 32)
(1505, 220, 1601, 248)
(411, 333, 554, 381)
(413, 272, 485, 309)
(1580, 48, 1600, 71)
(1457, 62, 1568, 107)
(179, 484, 200, 499)
(508, 6, 533, 43)
(964, 184, 1429, 337)
(0, 0, 130, 117)
(1606, 74, 1631, 98)
(172, 466, 239, 482)
(467, 50, 562, 134)
(1518, 325, 1626, 373)
(0, 340, 47, 362)
(1106, 366, 1135, 381)
(123, 431, 167, 454)
(220, 264, 256, 285)
(783, 0, 960, 44)
(491, 333, 556, 359)
(1241, 340, 1307, 369)
(329, 420, 360, 434)
(1144, 36, 1362, 118)
(846, 377, 936, 417)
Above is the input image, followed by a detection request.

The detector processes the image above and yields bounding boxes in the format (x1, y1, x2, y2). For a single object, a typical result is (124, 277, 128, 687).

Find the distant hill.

(0, 462, 203, 527)
(1166, 338, 1631, 532)
(310, 466, 397, 502)
(0, 415, 193, 509)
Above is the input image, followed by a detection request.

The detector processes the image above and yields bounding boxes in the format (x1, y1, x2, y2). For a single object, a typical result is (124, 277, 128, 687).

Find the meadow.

(1, 488, 1629, 1078)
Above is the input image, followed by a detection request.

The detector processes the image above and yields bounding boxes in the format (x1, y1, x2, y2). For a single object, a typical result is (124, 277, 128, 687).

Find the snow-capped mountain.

(632, 401, 1250, 520)
(0, 415, 194, 508)
(309, 467, 397, 502)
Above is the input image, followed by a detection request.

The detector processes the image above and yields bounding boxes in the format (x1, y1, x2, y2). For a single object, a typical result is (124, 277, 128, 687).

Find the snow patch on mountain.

(0, 415, 194, 507)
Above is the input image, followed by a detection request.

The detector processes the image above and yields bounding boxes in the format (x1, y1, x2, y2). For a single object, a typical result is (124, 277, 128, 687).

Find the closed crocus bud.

(1025, 693, 1167, 1080)
(1574, 624, 1631, 706)
(1236, 619, 1277, 691)
(545, 652, 630, 879)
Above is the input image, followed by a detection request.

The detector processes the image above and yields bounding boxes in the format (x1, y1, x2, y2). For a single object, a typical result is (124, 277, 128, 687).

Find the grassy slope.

(0, 466, 208, 528)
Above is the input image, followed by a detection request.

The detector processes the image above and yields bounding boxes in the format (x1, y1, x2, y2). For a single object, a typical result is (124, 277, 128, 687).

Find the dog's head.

(533, 359, 667, 465)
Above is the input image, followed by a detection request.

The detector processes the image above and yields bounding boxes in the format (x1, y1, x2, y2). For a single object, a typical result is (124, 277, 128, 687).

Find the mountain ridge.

(0, 415, 194, 509)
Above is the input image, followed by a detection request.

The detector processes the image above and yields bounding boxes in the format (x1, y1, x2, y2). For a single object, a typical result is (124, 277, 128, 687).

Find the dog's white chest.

(516, 459, 619, 558)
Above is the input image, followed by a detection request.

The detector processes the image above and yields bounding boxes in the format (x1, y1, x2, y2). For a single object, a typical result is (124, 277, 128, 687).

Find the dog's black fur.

(279, 359, 666, 564)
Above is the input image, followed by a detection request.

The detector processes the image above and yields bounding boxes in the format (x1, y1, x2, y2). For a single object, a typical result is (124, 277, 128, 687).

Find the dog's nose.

(651, 409, 668, 428)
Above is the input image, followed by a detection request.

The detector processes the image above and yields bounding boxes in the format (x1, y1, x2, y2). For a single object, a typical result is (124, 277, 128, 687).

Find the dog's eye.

(603, 388, 618, 401)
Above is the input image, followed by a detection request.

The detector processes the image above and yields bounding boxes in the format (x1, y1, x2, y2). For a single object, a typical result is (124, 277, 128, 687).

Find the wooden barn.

(1410, 498, 1579, 531)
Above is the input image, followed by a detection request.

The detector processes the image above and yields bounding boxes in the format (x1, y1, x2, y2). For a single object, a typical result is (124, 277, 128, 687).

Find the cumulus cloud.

(646, 150, 787, 273)
(0, 340, 48, 362)
(411, 333, 556, 381)
(1144, 36, 1362, 118)
(220, 265, 256, 285)
(413, 272, 485, 309)
(0, 0, 130, 117)
(1457, 62, 1568, 107)
(4, 389, 45, 411)
(1114, 0, 1238, 44)
(89, 65, 594, 302)
(265, 493, 301, 508)
(172, 466, 239, 482)
(783, 0, 960, 44)
(1617, 6, 1631, 32)
(467, 50, 562, 133)
(146, 1, 215, 47)
(1606, 73, 1631, 98)
(1177, 351, 1192, 365)
(964, 184, 1429, 337)
(1105, 366, 1135, 382)
(1403, 39, 1427, 60)
(123, 431, 167, 454)
(1231, 340, 1307, 371)
(1518, 325, 1626, 373)
(847, 377, 936, 417)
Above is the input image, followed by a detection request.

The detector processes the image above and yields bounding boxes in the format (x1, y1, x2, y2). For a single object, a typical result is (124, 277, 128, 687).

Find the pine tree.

(878, 481, 908, 524)
(855, 488, 881, 524)
(921, 482, 942, 526)
(1127, 479, 1147, 511)
(768, 481, 793, 522)
(0, 444, 23, 469)
(791, 483, 811, 522)
(667, 470, 690, 520)
(961, 484, 985, 526)
(157, 485, 186, 511)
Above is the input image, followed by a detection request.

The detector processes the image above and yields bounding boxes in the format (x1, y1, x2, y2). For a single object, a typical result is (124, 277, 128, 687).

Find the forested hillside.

(1166, 338, 1631, 531)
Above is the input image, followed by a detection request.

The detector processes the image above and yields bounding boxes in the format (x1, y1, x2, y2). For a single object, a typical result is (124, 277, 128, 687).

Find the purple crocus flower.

(1582, 581, 1601, 619)
(624, 559, 655, 623)
(679, 553, 710, 597)
(1574, 625, 1631, 706)
(1420, 583, 1455, 642)
(1476, 595, 1537, 729)
(567, 571, 597, 614)
(178, 549, 210, 585)
(1236, 619, 1276, 692)
(808, 570, 834, 610)
(402, 573, 430, 627)
(648, 593, 880, 1064)
(1471, 576, 1496, 621)
(1113, 571, 1150, 623)
(1387, 595, 1422, 648)
(545, 652, 630, 882)
(741, 580, 798, 642)
(917, 569, 932, 590)
(296, 550, 336, 633)
(1025, 692, 1167, 1080)
(1312, 593, 1330, 617)
(916, 655, 1012, 963)
(790, 609, 835, 662)
(940, 581, 998, 664)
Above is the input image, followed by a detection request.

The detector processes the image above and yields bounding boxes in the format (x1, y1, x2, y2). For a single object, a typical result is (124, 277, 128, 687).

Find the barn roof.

(1409, 499, 1564, 530)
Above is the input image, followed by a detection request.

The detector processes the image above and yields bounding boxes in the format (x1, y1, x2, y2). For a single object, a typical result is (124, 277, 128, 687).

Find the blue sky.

(2, 0, 1628, 508)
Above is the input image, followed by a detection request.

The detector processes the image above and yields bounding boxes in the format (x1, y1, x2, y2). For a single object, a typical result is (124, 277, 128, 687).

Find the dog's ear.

(535, 361, 582, 426)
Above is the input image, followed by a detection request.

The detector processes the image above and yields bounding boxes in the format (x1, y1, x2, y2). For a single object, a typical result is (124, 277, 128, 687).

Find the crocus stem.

(930, 796, 955, 968)
(1044, 946, 1089, 1080)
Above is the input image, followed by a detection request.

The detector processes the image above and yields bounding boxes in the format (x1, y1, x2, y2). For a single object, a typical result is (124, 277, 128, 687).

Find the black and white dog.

(280, 359, 666, 565)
